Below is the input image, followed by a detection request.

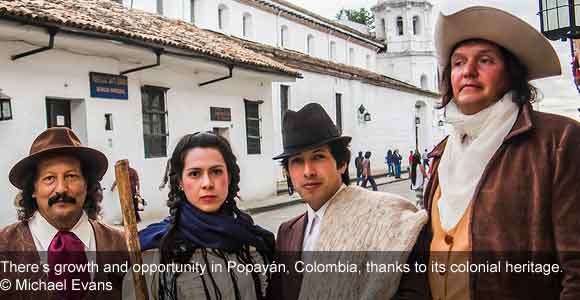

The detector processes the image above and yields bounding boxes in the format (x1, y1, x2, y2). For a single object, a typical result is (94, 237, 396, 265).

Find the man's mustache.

(47, 193, 76, 206)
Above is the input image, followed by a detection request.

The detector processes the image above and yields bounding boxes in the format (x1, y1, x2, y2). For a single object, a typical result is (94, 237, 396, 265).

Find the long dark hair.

(158, 132, 270, 300)
(160, 132, 245, 260)
(438, 39, 538, 109)
(17, 157, 102, 221)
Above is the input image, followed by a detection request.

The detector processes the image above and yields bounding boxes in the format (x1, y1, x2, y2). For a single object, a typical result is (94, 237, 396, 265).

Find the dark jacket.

(403, 103, 580, 299)
(0, 219, 129, 300)
(355, 156, 363, 175)
(268, 213, 307, 300)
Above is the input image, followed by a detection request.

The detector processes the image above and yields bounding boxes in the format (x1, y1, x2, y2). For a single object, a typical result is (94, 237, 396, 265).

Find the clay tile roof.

(233, 37, 439, 97)
(0, 0, 300, 77)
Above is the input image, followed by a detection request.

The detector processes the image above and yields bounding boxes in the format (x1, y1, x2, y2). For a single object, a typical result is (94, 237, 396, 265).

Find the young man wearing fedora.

(403, 6, 580, 300)
(0, 127, 128, 299)
(269, 103, 427, 300)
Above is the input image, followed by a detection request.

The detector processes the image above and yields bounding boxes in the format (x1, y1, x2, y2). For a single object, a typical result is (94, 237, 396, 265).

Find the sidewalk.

(237, 174, 409, 214)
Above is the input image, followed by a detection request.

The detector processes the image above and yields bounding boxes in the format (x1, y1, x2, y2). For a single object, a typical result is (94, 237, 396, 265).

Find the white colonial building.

(0, 0, 444, 225)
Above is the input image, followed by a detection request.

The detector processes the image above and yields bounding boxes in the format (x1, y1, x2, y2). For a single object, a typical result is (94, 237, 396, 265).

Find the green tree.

(336, 8, 375, 30)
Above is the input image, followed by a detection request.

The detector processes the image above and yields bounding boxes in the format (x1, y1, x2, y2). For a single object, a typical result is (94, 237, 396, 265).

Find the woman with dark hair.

(137, 132, 275, 300)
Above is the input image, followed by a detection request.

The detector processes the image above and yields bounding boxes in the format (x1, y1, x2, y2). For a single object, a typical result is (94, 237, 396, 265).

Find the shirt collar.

(29, 211, 92, 251)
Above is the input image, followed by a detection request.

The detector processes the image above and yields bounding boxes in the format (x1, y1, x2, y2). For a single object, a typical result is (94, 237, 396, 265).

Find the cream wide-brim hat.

(435, 6, 561, 80)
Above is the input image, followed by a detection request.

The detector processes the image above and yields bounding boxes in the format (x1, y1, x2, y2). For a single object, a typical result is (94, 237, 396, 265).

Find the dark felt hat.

(9, 127, 108, 189)
(273, 103, 351, 160)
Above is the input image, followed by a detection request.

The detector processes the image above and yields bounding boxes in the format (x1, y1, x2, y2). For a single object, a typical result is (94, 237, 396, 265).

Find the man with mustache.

(0, 127, 128, 299)
(269, 103, 427, 300)
(402, 6, 580, 300)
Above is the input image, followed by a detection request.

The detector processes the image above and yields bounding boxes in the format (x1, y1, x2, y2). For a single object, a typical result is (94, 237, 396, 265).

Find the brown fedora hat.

(435, 6, 561, 80)
(9, 127, 108, 189)
(273, 103, 351, 160)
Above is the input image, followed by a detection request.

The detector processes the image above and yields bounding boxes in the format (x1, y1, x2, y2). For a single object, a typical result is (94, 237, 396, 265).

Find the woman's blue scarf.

(139, 200, 273, 252)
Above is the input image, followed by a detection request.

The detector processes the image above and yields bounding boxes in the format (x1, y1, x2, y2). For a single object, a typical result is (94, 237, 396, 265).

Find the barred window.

(329, 41, 337, 61)
(141, 86, 168, 158)
(280, 25, 289, 48)
(280, 85, 289, 122)
(335, 93, 342, 134)
(218, 4, 229, 30)
(190, 0, 196, 24)
(242, 13, 253, 38)
(307, 34, 315, 55)
(244, 99, 263, 155)
(397, 16, 404, 36)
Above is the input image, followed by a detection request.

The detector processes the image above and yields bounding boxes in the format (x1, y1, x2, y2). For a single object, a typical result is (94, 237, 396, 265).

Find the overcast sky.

(286, 0, 579, 119)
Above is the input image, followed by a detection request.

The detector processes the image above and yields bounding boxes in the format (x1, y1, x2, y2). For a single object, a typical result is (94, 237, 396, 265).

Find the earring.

(179, 186, 183, 191)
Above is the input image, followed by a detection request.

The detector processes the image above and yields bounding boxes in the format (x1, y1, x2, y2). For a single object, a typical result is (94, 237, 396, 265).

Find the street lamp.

(538, 0, 580, 40)
(358, 104, 371, 122)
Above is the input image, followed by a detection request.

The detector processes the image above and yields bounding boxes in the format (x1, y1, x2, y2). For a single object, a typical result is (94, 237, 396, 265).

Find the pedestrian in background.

(354, 151, 364, 186)
(362, 151, 378, 191)
(422, 148, 430, 168)
(111, 162, 143, 223)
(393, 149, 402, 178)
(385, 149, 394, 176)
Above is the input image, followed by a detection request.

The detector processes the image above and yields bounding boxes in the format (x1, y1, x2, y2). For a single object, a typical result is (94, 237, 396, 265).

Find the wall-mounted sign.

(210, 107, 231, 121)
(89, 72, 128, 100)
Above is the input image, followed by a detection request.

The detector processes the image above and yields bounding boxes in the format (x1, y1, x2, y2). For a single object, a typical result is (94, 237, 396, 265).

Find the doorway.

(46, 98, 71, 128)
(45, 97, 88, 143)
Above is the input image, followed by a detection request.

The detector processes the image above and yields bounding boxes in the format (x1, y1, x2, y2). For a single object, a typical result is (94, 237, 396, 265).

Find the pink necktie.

(48, 231, 90, 299)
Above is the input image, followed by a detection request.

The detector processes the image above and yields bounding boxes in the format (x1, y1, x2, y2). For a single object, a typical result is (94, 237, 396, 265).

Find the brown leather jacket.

(0, 219, 129, 300)
(400, 103, 580, 300)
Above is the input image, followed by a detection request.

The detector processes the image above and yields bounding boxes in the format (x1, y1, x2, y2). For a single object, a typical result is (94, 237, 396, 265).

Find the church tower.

(372, 0, 438, 92)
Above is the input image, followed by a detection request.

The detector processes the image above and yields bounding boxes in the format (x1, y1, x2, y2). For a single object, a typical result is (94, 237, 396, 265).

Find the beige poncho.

(298, 186, 427, 300)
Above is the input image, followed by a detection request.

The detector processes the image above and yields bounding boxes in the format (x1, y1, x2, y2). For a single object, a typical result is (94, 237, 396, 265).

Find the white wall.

(270, 70, 440, 179)
(0, 25, 283, 226)
(377, 54, 438, 91)
(376, 2, 434, 53)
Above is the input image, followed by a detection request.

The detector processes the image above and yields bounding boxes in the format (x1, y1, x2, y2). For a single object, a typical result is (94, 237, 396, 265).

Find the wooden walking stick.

(115, 159, 149, 300)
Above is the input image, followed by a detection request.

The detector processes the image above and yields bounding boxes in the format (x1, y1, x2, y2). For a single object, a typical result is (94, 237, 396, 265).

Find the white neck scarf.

(438, 92, 519, 231)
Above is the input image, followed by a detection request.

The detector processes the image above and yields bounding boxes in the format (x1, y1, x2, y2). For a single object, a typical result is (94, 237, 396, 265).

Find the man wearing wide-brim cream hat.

(401, 5, 580, 300)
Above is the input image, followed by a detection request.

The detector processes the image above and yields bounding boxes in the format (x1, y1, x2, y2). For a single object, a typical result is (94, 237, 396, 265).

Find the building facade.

(0, 0, 445, 225)
(0, 0, 298, 224)
(124, 0, 444, 183)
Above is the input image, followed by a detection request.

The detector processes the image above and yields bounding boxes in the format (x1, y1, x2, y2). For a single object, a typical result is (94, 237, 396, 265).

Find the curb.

(246, 177, 409, 215)
(244, 198, 305, 215)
